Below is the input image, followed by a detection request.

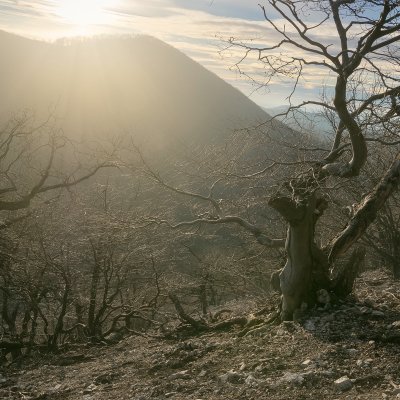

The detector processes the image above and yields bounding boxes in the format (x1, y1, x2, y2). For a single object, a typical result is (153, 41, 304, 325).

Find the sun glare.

(55, 0, 115, 34)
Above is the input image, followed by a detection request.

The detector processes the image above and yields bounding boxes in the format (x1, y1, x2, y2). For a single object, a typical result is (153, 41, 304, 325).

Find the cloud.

(0, 0, 341, 108)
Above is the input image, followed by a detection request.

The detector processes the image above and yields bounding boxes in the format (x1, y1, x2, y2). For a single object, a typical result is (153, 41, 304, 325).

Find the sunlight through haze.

(55, 0, 116, 35)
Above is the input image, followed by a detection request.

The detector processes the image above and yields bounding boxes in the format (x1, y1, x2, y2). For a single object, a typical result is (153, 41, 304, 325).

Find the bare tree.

(0, 112, 114, 216)
(132, 1, 400, 321)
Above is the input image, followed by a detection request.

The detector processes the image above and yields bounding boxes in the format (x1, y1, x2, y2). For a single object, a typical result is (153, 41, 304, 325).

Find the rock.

(254, 365, 265, 373)
(49, 383, 62, 392)
(304, 320, 316, 331)
(371, 310, 385, 318)
(245, 374, 259, 387)
(83, 383, 97, 394)
(94, 373, 114, 385)
(198, 369, 207, 377)
(334, 376, 353, 391)
(219, 370, 244, 384)
(279, 372, 305, 386)
(301, 359, 314, 368)
(169, 370, 191, 380)
(301, 370, 316, 379)
(320, 369, 334, 377)
(346, 348, 358, 356)
(391, 321, 400, 328)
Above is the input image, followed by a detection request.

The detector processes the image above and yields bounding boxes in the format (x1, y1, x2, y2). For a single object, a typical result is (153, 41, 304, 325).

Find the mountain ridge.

(0, 31, 270, 152)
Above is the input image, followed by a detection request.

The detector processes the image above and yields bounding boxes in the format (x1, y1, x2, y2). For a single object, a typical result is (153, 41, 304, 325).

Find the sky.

(0, 0, 339, 108)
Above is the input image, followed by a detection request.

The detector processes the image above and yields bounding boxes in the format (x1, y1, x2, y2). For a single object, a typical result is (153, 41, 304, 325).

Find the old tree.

(137, 0, 400, 322)
(240, 0, 400, 320)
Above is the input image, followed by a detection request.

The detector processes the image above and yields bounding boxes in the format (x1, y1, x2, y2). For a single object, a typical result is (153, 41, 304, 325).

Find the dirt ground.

(2, 269, 400, 400)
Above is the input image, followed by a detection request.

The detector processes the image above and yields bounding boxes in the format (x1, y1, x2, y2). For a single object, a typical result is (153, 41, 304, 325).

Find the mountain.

(0, 31, 270, 153)
(265, 106, 336, 137)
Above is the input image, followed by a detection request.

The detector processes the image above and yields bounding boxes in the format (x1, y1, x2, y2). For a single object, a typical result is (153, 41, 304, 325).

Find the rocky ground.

(1, 269, 400, 400)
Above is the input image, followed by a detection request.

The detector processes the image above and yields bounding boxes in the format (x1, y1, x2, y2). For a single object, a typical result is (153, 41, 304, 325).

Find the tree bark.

(269, 193, 330, 320)
(330, 153, 400, 262)
(268, 153, 400, 320)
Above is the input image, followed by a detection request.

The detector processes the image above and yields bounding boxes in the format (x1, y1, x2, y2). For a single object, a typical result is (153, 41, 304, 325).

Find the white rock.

(169, 370, 190, 380)
(334, 376, 352, 391)
(302, 359, 314, 368)
(49, 383, 62, 393)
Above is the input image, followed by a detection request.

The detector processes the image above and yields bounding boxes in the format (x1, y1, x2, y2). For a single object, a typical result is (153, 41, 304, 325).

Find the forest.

(0, 1, 400, 399)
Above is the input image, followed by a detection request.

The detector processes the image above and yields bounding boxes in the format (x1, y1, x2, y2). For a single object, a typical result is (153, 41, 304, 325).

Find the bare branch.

(329, 151, 400, 261)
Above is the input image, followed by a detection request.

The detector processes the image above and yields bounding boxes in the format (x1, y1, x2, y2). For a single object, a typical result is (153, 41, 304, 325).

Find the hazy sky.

(0, 0, 336, 108)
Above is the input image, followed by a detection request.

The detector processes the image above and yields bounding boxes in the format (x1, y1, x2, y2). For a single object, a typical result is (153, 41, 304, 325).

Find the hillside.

(0, 31, 269, 152)
(1, 269, 400, 400)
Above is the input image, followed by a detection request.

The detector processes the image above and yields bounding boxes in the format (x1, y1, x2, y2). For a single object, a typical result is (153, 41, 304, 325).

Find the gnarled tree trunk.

(269, 192, 331, 320)
(269, 153, 400, 321)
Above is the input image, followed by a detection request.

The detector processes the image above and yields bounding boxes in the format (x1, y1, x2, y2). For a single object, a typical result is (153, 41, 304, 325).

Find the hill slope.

(0, 31, 269, 151)
(1, 270, 400, 400)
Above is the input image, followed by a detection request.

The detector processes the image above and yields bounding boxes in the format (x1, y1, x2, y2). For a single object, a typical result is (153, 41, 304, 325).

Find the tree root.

(237, 310, 280, 337)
